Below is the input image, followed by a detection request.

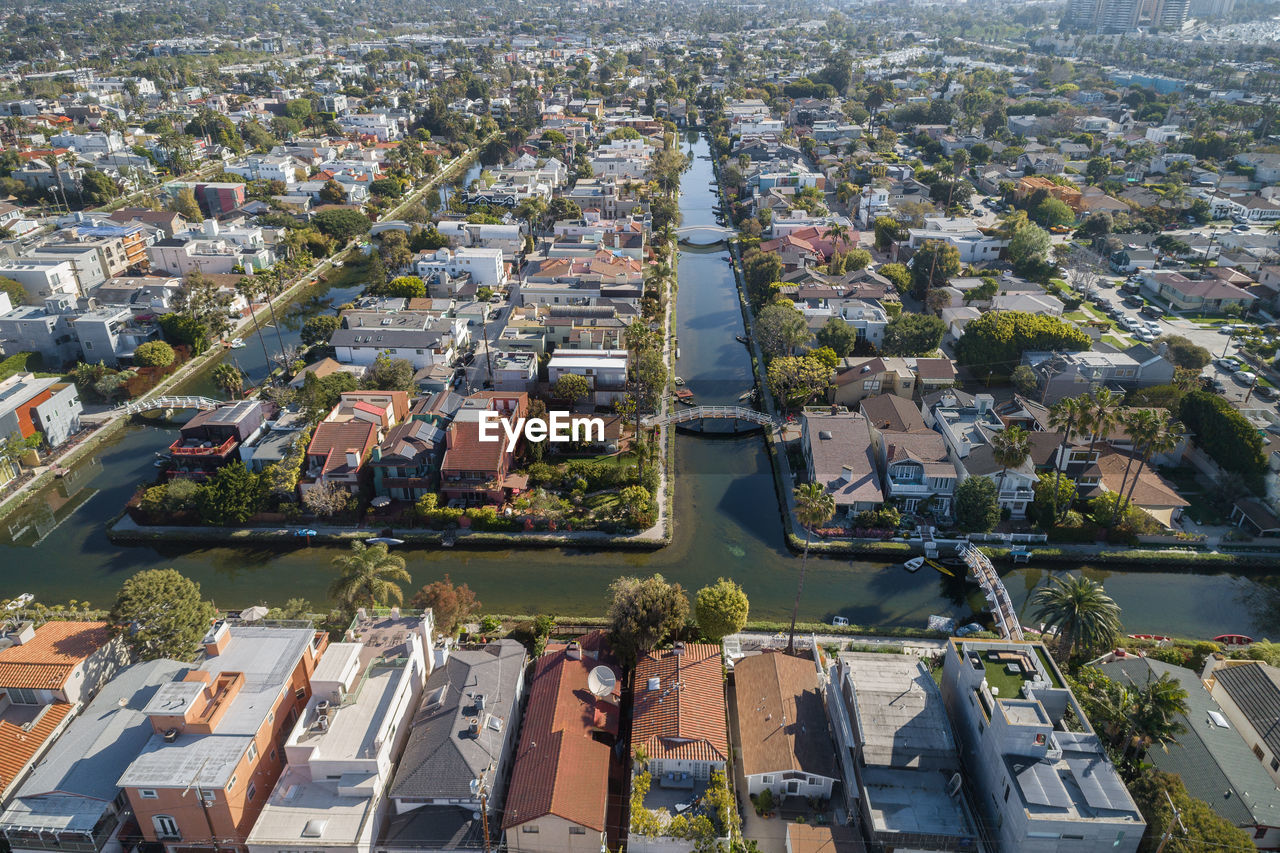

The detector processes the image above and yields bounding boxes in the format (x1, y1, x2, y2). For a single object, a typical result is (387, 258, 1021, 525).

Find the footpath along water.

(0, 136, 1277, 640)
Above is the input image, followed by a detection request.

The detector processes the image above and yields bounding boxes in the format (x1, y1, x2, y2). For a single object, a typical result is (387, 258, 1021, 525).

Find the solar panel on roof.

(1011, 759, 1072, 809)
(1066, 756, 1132, 812)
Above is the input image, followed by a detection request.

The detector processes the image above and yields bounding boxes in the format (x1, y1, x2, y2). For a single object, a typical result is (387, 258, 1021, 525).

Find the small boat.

(925, 558, 955, 577)
(5, 593, 33, 611)
(904, 556, 925, 572)
(674, 388, 695, 405)
(1214, 633, 1254, 646)
(674, 376, 685, 386)
(675, 347, 681, 359)
(230, 338, 246, 349)
(738, 389, 754, 402)
(735, 334, 748, 344)
(1128, 634, 1173, 642)
(831, 616, 850, 627)
(332, 260, 344, 268)
(153, 459, 169, 468)
(367, 537, 404, 547)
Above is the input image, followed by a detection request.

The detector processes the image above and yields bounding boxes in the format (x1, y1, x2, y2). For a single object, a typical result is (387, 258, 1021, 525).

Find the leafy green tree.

(815, 317, 859, 357)
(553, 372, 591, 405)
(1011, 364, 1039, 396)
(618, 484, 655, 528)
(755, 303, 810, 357)
(607, 574, 690, 667)
(910, 240, 961, 297)
(80, 170, 119, 205)
(300, 315, 340, 347)
(1030, 197, 1075, 228)
(0, 275, 28, 306)
(319, 179, 346, 204)
(133, 340, 175, 367)
(767, 355, 831, 408)
(1129, 770, 1255, 851)
(300, 371, 359, 421)
(411, 574, 480, 635)
(369, 177, 403, 198)
(955, 311, 1090, 371)
(742, 250, 782, 308)
(364, 353, 415, 393)
(955, 476, 1000, 532)
(882, 313, 945, 356)
(1179, 390, 1266, 479)
(789, 481, 836, 653)
(108, 569, 217, 661)
(695, 578, 749, 642)
(194, 463, 262, 523)
(873, 215, 904, 250)
(1032, 472, 1077, 525)
(1031, 574, 1121, 660)
(1155, 335, 1210, 370)
(384, 275, 426, 298)
(1008, 222, 1052, 272)
(312, 208, 372, 242)
(878, 263, 910, 291)
(328, 542, 411, 610)
(169, 186, 202, 221)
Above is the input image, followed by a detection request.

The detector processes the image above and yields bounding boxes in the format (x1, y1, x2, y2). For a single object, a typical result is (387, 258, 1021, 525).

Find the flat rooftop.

(295, 664, 404, 762)
(839, 652, 957, 769)
(246, 766, 376, 846)
(861, 767, 975, 839)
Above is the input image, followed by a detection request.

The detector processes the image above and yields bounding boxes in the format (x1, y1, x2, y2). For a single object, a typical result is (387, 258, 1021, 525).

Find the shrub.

(133, 340, 176, 367)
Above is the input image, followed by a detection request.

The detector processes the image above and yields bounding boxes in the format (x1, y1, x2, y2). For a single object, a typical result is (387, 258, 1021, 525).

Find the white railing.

(959, 543, 1024, 642)
(117, 396, 222, 416)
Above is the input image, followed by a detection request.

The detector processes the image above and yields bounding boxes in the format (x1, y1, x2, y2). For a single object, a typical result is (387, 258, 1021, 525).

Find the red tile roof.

(441, 421, 507, 474)
(0, 702, 73, 797)
(502, 638, 619, 832)
(631, 644, 728, 764)
(0, 622, 113, 690)
(307, 421, 377, 475)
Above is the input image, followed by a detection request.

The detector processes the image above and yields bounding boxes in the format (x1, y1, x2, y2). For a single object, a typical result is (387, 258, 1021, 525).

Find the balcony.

(169, 434, 237, 457)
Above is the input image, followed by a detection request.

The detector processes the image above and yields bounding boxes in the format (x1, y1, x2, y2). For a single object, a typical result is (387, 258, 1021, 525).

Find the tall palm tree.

(1115, 411, 1182, 526)
(1079, 388, 1119, 487)
(989, 424, 1031, 505)
(235, 276, 274, 370)
(788, 482, 836, 654)
(1124, 673, 1188, 759)
(1030, 574, 1121, 660)
(328, 542, 412, 611)
(1048, 396, 1086, 523)
(211, 363, 243, 400)
(257, 269, 289, 370)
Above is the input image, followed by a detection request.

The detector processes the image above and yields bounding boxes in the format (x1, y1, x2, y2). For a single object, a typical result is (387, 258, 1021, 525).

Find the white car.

(1145, 322, 1162, 335)
(1120, 317, 1141, 332)
(1135, 330, 1156, 343)
(1234, 370, 1258, 385)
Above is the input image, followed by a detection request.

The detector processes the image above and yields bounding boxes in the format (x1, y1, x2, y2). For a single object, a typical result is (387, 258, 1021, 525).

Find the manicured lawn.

(982, 657, 1032, 699)
(1102, 335, 1130, 349)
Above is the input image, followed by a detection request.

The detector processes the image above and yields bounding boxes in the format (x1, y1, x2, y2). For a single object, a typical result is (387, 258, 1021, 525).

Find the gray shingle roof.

(389, 640, 525, 800)
(1100, 657, 1280, 828)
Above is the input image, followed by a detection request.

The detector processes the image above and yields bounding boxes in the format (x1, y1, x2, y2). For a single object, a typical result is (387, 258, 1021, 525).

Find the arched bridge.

(642, 405, 779, 431)
(673, 225, 735, 245)
(117, 396, 222, 416)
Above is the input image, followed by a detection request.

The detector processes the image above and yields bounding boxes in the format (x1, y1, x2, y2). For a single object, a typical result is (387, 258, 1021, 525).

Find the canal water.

(2, 137, 1278, 639)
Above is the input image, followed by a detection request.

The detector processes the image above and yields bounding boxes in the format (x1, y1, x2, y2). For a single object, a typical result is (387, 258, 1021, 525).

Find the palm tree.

(989, 424, 1031, 506)
(256, 269, 289, 369)
(1030, 574, 1121, 660)
(788, 482, 836, 654)
(1124, 673, 1188, 759)
(823, 221, 851, 253)
(211, 363, 243, 399)
(1048, 397, 1086, 523)
(1115, 411, 1182, 526)
(235, 276, 273, 370)
(328, 542, 412, 611)
(1079, 388, 1119, 488)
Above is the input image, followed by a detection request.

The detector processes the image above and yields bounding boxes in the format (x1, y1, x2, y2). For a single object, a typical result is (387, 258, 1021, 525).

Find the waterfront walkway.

(959, 543, 1024, 641)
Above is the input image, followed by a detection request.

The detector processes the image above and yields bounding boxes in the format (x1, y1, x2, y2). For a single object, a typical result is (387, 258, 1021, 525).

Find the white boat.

(674, 376, 685, 386)
(229, 338, 246, 349)
(332, 260, 344, 268)
(831, 616, 849, 627)
(367, 537, 405, 547)
(904, 557, 925, 573)
(5, 593, 33, 611)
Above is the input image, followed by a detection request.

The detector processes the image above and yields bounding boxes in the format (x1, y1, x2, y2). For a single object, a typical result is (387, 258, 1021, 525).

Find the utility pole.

(1153, 788, 1186, 853)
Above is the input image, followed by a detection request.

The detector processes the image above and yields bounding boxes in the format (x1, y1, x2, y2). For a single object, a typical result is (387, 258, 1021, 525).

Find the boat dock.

(959, 543, 1023, 641)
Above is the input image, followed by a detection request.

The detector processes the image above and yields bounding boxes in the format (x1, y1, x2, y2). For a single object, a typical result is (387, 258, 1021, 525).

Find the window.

(1257, 828, 1268, 840)
(6, 687, 38, 705)
(140, 790, 159, 800)
(228, 774, 237, 791)
(248, 782, 257, 801)
(569, 828, 586, 835)
(1271, 757, 1279, 772)
(762, 775, 774, 785)
(296, 688, 307, 701)
(247, 742, 258, 763)
(521, 826, 539, 833)
(1256, 744, 1266, 761)
(153, 816, 180, 840)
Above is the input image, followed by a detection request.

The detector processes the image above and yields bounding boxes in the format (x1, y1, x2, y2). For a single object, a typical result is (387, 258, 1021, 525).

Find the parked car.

(1140, 305, 1163, 319)
(1135, 330, 1157, 343)
(1124, 295, 1145, 308)
(1216, 357, 1241, 371)
(1145, 322, 1162, 335)
(1256, 385, 1277, 401)
(1234, 370, 1258, 385)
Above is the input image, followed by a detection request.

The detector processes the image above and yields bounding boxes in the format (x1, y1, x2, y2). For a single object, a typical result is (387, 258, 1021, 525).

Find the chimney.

(467, 717, 480, 737)
(647, 676, 660, 691)
(202, 621, 231, 656)
(345, 450, 360, 469)
(673, 641, 685, 656)
(11, 622, 35, 645)
(566, 641, 582, 660)
(841, 464, 855, 483)
(475, 693, 486, 711)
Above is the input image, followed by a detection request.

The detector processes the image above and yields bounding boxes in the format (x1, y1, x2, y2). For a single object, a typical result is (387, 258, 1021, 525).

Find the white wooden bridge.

(642, 405, 778, 431)
(673, 224, 735, 243)
(959, 543, 1024, 641)
(117, 396, 222, 416)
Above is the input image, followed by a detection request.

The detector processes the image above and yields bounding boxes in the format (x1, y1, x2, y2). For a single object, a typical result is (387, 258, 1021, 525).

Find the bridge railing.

(642, 405, 779, 428)
(118, 396, 222, 416)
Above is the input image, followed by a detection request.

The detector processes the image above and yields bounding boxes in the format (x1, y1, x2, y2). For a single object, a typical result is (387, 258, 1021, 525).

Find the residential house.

(117, 622, 328, 853)
(826, 652, 979, 851)
(0, 621, 127, 804)
(369, 419, 446, 501)
(502, 635, 621, 853)
(547, 349, 627, 406)
(381, 641, 526, 853)
(439, 392, 529, 505)
(1014, 177, 1083, 213)
(941, 640, 1144, 853)
(413, 247, 506, 289)
(906, 217, 1007, 264)
(0, 660, 189, 853)
(331, 311, 467, 371)
(925, 391, 1036, 518)
(1023, 346, 1175, 405)
(0, 373, 82, 451)
(800, 410, 884, 516)
(304, 418, 380, 496)
(1203, 657, 1280, 789)
(733, 651, 838, 800)
(245, 613, 435, 853)
(168, 401, 267, 481)
(1141, 271, 1257, 313)
(831, 357, 916, 408)
(1098, 654, 1280, 850)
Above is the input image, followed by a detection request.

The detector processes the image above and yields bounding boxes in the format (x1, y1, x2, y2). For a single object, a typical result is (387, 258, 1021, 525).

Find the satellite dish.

(588, 665, 617, 698)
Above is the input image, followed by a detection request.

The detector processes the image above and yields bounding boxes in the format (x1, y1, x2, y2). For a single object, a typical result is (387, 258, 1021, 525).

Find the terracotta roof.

(441, 420, 507, 474)
(914, 357, 957, 381)
(859, 394, 927, 433)
(0, 622, 112, 690)
(786, 824, 860, 853)
(0, 702, 73, 797)
(502, 637, 619, 832)
(631, 644, 728, 764)
(733, 651, 838, 781)
(1094, 449, 1189, 509)
(307, 421, 377, 475)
